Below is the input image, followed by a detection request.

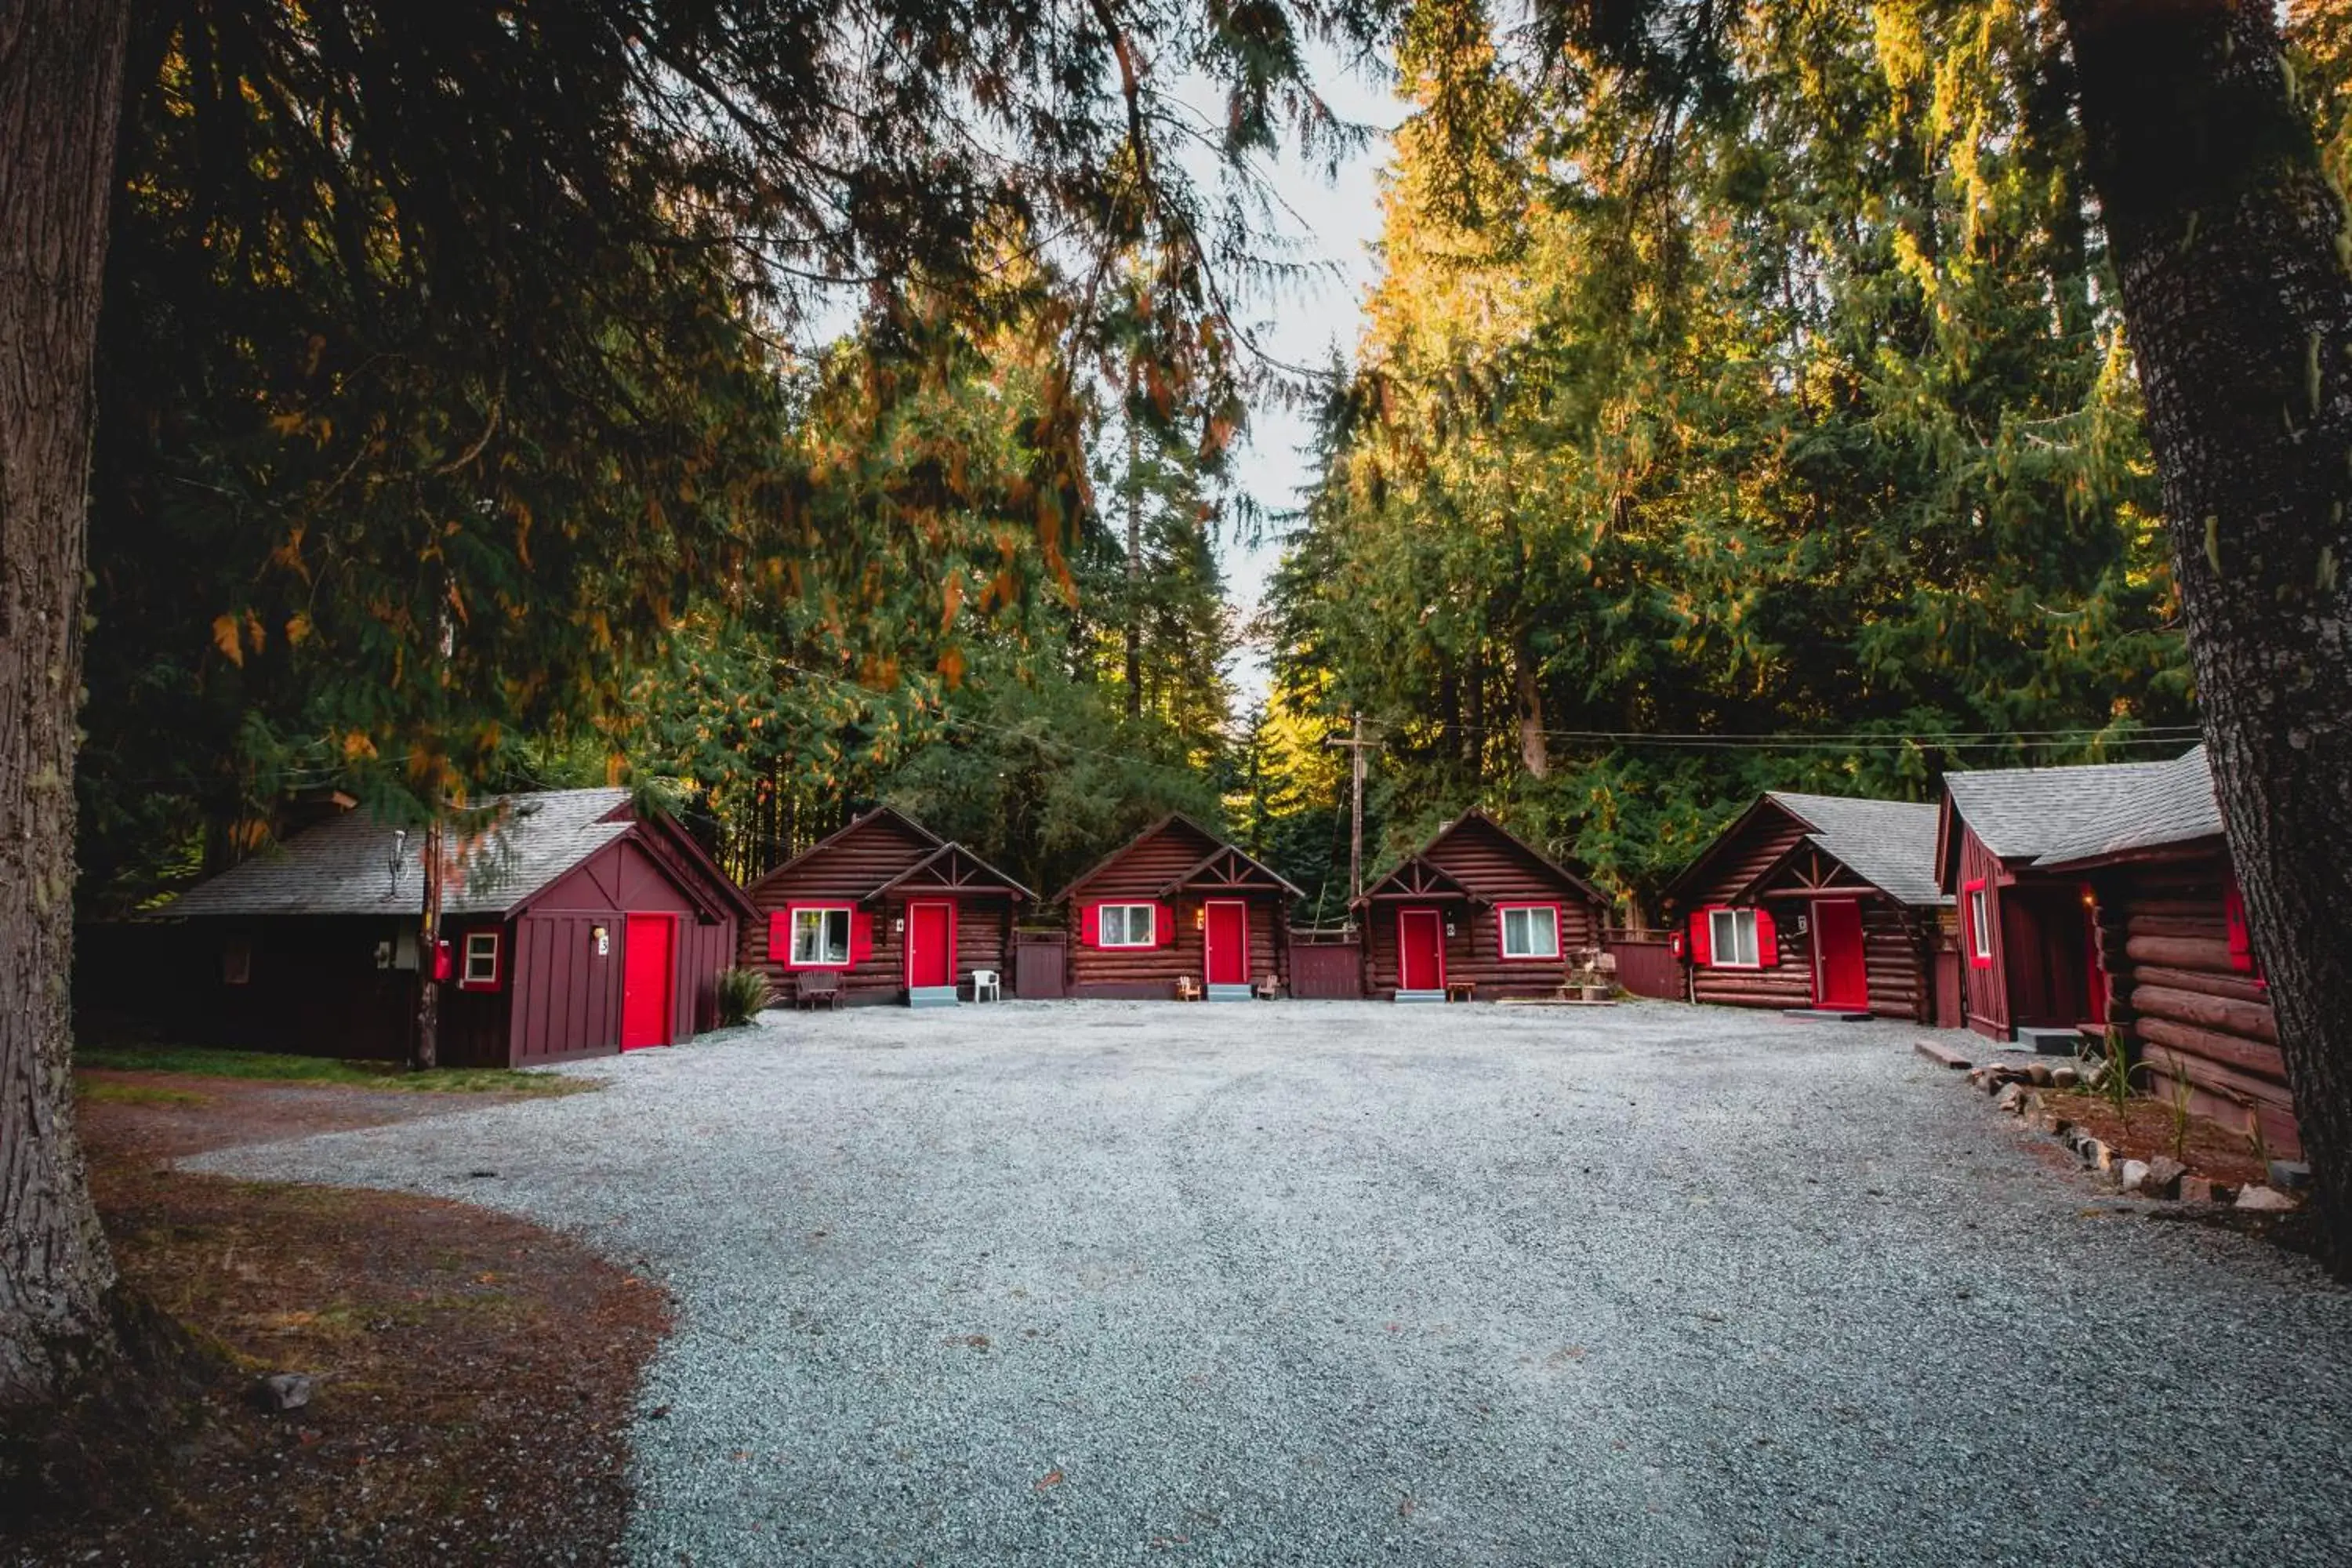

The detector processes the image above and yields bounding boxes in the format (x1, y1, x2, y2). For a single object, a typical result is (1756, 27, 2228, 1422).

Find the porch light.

(591, 924, 609, 956)
(1194, 906, 1206, 930)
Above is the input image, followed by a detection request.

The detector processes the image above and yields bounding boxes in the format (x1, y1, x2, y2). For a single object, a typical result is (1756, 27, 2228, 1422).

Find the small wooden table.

(1445, 979, 1477, 1004)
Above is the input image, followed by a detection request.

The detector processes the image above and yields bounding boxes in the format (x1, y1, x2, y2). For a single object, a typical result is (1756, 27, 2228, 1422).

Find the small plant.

(2245, 1103, 2273, 1174)
(716, 967, 775, 1026)
(2097, 1025, 2137, 1123)
(2165, 1065, 2194, 1160)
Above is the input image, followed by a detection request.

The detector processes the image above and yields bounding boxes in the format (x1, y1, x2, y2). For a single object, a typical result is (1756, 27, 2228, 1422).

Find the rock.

(2119, 1159, 2151, 1193)
(2050, 1066, 2081, 1091)
(255, 1373, 314, 1413)
(1994, 1083, 2027, 1115)
(2179, 1174, 2216, 1204)
(2235, 1185, 2297, 1212)
(2027, 1062, 2054, 1087)
(2268, 1160, 2314, 1193)
(2078, 1138, 2111, 1171)
(2143, 1156, 2187, 1200)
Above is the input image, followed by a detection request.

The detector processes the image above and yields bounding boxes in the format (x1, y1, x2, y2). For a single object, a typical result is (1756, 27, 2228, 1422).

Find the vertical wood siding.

(1956, 826, 2011, 1038)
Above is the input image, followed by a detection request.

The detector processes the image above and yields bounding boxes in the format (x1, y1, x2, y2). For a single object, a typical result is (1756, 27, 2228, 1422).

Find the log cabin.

(1941, 747, 2297, 1156)
(155, 789, 753, 1065)
(1054, 815, 1301, 1000)
(1664, 792, 1951, 1022)
(740, 807, 1033, 1006)
(1356, 809, 1610, 1001)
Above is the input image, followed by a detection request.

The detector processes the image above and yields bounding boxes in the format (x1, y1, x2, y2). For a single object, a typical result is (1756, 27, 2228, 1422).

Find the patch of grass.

(75, 1043, 593, 1097)
(78, 1081, 209, 1107)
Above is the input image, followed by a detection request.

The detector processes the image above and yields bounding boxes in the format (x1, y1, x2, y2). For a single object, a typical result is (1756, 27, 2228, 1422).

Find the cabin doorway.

(1809, 898, 1868, 1011)
(2001, 886, 2100, 1029)
(621, 913, 675, 1049)
(906, 900, 956, 990)
(1205, 900, 1249, 986)
(1396, 908, 1445, 993)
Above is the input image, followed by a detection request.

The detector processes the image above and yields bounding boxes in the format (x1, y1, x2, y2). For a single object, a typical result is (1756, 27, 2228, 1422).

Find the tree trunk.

(1514, 637, 1548, 779)
(413, 817, 441, 1069)
(2060, 0, 2352, 1251)
(0, 0, 134, 1410)
(1123, 387, 1143, 718)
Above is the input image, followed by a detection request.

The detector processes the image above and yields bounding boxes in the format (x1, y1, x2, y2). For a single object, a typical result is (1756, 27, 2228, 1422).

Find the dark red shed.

(740, 808, 1033, 1006)
(1054, 815, 1301, 1000)
(159, 789, 753, 1066)
(1357, 809, 1610, 1001)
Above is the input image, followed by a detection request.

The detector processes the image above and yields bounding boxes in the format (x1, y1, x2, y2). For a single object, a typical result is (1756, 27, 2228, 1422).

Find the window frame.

(1097, 902, 1157, 949)
(1708, 906, 1762, 969)
(1496, 902, 1563, 962)
(459, 929, 503, 991)
(1965, 880, 1994, 967)
(786, 904, 855, 969)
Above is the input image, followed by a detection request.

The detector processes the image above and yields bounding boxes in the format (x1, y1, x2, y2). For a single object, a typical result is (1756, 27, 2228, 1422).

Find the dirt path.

(5, 1071, 666, 1568)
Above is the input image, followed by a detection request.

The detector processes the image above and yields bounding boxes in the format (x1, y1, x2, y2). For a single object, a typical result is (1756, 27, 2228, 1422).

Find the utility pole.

(1325, 713, 1381, 909)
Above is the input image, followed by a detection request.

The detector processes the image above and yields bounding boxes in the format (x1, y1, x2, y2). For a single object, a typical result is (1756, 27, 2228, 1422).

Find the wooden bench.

(1446, 979, 1477, 1004)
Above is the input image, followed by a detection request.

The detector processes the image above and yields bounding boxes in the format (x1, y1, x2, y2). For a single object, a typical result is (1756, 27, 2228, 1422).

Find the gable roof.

(1359, 851, 1480, 903)
(1422, 808, 1609, 906)
(742, 805, 944, 900)
(1944, 746, 2221, 873)
(1159, 839, 1305, 898)
(869, 840, 1037, 902)
(1759, 791, 1947, 907)
(163, 789, 706, 920)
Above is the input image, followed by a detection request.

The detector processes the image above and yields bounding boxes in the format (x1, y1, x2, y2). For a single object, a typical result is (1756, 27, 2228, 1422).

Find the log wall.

(1359, 815, 1606, 1000)
(2092, 856, 2298, 1158)
(1065, 818, 1286, 997)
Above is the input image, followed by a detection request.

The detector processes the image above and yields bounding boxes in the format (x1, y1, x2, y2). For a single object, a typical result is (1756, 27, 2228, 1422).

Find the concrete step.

(1781, 1008, 1874, 1022)
(2015, 1025, 2085, 1055)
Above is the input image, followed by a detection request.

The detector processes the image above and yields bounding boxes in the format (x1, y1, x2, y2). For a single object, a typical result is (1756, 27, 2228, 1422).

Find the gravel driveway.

(189, 1000, 2352, 1566)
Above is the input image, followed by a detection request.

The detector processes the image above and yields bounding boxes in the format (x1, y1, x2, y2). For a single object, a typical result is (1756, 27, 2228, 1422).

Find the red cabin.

(1357, 809, 1609, 1001)
(1665, 792, 1952, 1022)
(1937, 747, 2294, 1152)
(741, 808, 1033, 1007)
(155, 789, 753, 1065)
(1055, 815, 1301, 1000)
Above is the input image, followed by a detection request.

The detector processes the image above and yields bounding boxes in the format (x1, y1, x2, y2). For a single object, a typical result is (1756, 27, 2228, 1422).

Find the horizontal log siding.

(2093, 857, 2297, 1157)
(741, 812, 935, 1004)
(1363, 815, 1605, 1000)
(1860, 904, 1927, 1022)
(1066, 819, 1283, 997)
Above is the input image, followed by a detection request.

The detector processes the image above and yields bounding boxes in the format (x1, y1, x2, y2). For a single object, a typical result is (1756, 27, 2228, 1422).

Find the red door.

(907, 901, 956, 989)
(1205, 900, 1250, 985)
(1811, 899, 1868, 1011)
(1397, 908, 1444, 992)
(621, 913, 674, 1049)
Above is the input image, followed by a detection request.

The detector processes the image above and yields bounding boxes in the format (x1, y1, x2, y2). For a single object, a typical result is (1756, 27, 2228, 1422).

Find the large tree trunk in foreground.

(0, 0, 134, 1409)
(2060, 0, 2352, 1251)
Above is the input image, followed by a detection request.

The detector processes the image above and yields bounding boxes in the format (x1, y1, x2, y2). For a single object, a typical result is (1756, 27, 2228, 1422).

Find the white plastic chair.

(970, 968, 1001, 1002)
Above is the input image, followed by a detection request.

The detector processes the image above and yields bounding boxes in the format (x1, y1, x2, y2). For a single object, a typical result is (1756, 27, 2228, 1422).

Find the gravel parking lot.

(191, 1000, 2352, 1566)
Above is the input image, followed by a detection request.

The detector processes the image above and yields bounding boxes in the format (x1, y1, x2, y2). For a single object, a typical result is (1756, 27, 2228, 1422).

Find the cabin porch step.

(1393, 989, 1446, 1004)
(1205, 984, 1254, 1003)
(906, 986, 960, 1009)
(2014, 1025, 2086, 1055)
(1781, 1008, 1874, 1022)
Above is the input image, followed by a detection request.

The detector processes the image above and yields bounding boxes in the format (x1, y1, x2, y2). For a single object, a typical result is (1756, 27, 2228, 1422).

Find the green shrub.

(716, 967, 775, 1025)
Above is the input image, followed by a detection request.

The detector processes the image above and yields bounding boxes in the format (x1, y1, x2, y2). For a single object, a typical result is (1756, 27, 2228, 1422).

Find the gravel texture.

(188, 1000, 2352, 1566)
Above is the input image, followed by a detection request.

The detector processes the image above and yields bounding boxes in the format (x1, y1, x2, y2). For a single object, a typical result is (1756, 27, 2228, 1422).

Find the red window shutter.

(768, 909, 789, 959)
(1078, 902, 1099, 947)
(1156, 901, 1178, 947)
(1755, 907, 1778, 967)
(2223, 884, 2256, 974)
(851, 910, 874, 964)
(1690, 909, 1714, 967)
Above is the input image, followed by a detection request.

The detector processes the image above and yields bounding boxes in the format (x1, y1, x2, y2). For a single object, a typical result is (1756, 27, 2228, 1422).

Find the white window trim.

(1098, 902, 1156, 948)
(1498, 903, 1561, 960)
(1709, 906, 1762, 969)
(1968, 887, 1994, 960)
(789, 905, 854, 968)
(461, 930, 500, 987)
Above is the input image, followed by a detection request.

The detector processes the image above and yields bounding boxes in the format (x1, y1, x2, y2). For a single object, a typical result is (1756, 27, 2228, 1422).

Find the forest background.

(79, 0, 2352, 929)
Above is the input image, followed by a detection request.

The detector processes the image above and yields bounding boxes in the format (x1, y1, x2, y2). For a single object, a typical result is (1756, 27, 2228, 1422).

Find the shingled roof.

(1944, 746, 2220, 869)
(1764, 792, 1947, 906)
(165, 789, 641, 919)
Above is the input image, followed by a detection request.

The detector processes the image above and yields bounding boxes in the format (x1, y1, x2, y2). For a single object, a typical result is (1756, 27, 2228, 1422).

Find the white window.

(462, 931, 500, 987)
(1710, 907, 1762, 967)
(1500, 905, 1560, 959)
(1969, 887, 1994, 960)
(1098, 903, 1156, 947)
(791, 907, 852, 966)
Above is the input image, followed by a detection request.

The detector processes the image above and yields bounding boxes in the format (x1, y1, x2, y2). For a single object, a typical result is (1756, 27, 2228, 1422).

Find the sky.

(1211, 49, 1406, 713)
